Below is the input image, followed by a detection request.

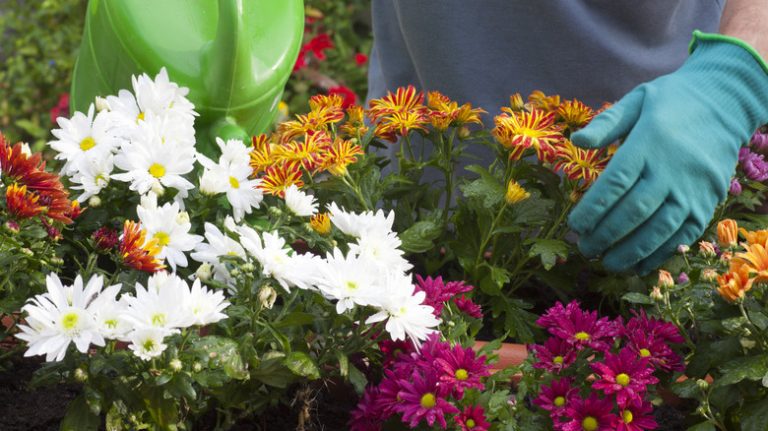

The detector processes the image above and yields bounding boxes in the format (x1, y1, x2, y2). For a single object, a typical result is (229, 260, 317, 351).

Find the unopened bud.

(229, 268, 240, 277)
(698, 241, 717, 258)
(241, 263, 255, 273)
(258, 285, 278, 309)
(4, 220, 19, 234)
(740, 338, 756, 349)
(20, 248, 34, 257)
(677, 244, 689, 254)
(88, 195, 102, 207)
(209, 352, 218, 359)
(696, 379, 709, 390)
(74, 368, 88, 382)
(151, 182, 165, 197)
(94, 96, 110, 112)
(193, 362, 203, 373)
(170, 359, 183, 372)
(196, 263, 212, 281)
(701, 268, 718, 282)
(175, 211, 190, 225)
(457, 126, 471, 139)
(268, 206, 283, 218)
(50, 256, 64, 266)
(650, 286, 663, 301)
(657, 270, 674, 289)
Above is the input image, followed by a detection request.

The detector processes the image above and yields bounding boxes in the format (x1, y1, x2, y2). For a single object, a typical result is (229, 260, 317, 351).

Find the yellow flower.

(258, 164, 304, 197)
(553, 139, 610, 184)
(367, 85, 426, 120)
(272, 131, 331, 172)
(493, 109, 562, 162)
(557, 100, 595, 129)
(717, 219, 738, 248)
(508, 93, 526, 112)
(310, 213, 332, 235)
(340, 106, 369, 137)
(739, 228, 768, 246)
(249, 134, 275, 175)
(319, 138, 364, 177)
(505, 180, 530, 204)
(375, 110, 429, 140)
(717, 265, 752, 303)
(527, 90, 561, 113)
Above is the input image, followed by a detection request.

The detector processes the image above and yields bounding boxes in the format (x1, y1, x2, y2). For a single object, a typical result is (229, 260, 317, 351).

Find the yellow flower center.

(553, 355, 564, 364)
(639, 348, 651, 357)
(149, 163, 166, 178)
(574, 331, 590, 341)
(104, 319, 118, 329)
(142, 338, 155, 351)
(455, 369, 469, 381)
(153, 231, 171, 247)
(79, 136, 96, 151)
(582, 416, 598, 431)
(622, 410, 634, 424)
(61, 312, 79, 330)
(466, 419, 476, 428)
(137, 111, 145, 122)
(151, 313, 166, 327)
(420, 393, 436, 409)
(229, 176, 240, 189)
(554, 396, 566, 407)
(616, 373, 631, 386)
(345, 281, 358, 291)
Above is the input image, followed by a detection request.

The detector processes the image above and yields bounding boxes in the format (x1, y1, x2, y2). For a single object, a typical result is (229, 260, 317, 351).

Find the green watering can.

(71, 0, 304, 155)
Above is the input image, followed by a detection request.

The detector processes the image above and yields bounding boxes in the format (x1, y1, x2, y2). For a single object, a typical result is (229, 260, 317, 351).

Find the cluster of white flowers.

(16, 272, 228, 362)
(190, 204, 439, 344)
(50, 68, 198, 204)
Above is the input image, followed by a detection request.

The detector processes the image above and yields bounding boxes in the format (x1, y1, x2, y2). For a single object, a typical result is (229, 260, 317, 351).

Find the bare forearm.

(720, 0, 768, 58)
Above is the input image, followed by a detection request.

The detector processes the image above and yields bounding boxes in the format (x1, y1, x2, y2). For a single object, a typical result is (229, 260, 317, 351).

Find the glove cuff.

(689, 30, 768, 76)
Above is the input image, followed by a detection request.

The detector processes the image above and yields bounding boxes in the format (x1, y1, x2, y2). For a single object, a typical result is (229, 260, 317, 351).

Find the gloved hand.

(568, 31, 768, 274)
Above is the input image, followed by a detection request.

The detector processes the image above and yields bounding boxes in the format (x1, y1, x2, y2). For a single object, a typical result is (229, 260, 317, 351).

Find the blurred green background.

(0, 0, 372, 150)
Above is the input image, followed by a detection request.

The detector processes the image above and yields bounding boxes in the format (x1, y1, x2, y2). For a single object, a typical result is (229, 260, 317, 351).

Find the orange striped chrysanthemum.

(528, 90, 561, 113)
(278, 105, 345, 142)
(340, 105, 369, 138)
(249, 134, 275, 175)
(557, 100, 595, 129)
(5, 183, 44, 219)
(427, 91, 485, 130)
(367, 85, 426, 120)
(320, 139, 364, 177)
(258, 164, 304, 197)
(273, 131, 331, 172)
(553, 139, 610, 184)
(493, 109, 562, 162)
(308, 93, 345, 112)
(119, 220, 165, 273)
(375, 110, 429, 140)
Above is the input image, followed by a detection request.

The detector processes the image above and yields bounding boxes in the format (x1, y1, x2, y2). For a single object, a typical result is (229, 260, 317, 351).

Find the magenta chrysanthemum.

(562, 394, 617, 431)
(395, 370, 458, 429)
(532, 337, 577, 373)
(455, 405, 491, 431)
(533, 377, 574, 413)
(613, 400, 658, 431)
(453, 295, 483, 319)
(414, 276, 474, 317)
(591, 348, 659, 406)
(622, 310, 684, 372)
(349, 386, 384, 431)
(546, 301, 620, 352)
(434, 343, 490, 397)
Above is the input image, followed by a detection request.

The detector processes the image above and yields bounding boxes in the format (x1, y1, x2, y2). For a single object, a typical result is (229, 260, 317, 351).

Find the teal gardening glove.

(568, 31, 768, 274)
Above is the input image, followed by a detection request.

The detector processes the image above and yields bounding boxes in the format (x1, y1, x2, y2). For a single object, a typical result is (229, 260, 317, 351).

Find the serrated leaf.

(741, 397, 768, 431)
(621, 292, 654, 305)
(526, 238, 568, 270)
(60, 396, 99, 431)
(686, 422, 716, 431)
(715, 355, 768, 387)
(284, 351, 320, 380)
(399, 219, 442, 253)
(192, 336, 248, 380)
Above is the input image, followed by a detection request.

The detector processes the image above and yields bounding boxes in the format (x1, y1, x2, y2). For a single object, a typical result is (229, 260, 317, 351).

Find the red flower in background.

(50, 93, 69, 124)
(294, 33, 335, 72)
(355, 52, 368, 66)
(328, 85, 357, 109)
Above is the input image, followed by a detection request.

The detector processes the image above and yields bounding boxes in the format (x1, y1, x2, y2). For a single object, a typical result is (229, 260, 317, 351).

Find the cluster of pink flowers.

(532, 301, 684, 431)
(350, 334, 492, 430)
(414, 276, 483, 319)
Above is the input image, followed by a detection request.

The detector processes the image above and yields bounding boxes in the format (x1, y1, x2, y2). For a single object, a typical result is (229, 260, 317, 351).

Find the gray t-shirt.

(367, 1, 725, 114)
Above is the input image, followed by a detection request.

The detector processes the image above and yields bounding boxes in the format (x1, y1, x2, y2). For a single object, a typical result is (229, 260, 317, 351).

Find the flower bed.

(1, 67, 768, 430)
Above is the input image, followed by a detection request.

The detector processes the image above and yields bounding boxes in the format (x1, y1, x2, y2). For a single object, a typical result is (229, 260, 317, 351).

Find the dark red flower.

(92, 226, 119, 251)
(355, 52, 369, 67)
(49, 93, 69, 124)
(349, 386, 384, 431)
(453, 295, 483, 319)
(455, 405, 490, 431)
(591, 348, 659, 406)
(562, 393, 617, 431)
(328, 85, 357, 109)
(378, 338, 415, 367)
(306, 33, 333, 60)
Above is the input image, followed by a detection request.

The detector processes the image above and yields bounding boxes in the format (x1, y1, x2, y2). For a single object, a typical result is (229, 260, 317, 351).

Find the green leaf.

(192, 336, 248, 380)
(621, 292, 654, 305)
(399, 219, 443, 253)
(348, 364, 368, 394)
(274, 312, 316, 328)
(715, 355, 768, 387)
(60, 396, 99, 431)
(670, 379, 700, 399)
(336, 351, 349, 378)
(460, 165, 505, 210)
(741, 397, 768, 430)
(686, 422, 716, 431)
(526, 238, 568, 270)
(284, 351, 320, 380)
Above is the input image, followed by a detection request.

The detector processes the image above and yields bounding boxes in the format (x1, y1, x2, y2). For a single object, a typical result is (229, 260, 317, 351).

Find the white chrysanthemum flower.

(136, 195, 203, 271)
(123, 272, 190, 332)
(284, 185, 317, 217)
(190, 223, 247, 283)
(106, 67, 196, 125)
(215, 137, 251, 168)
(197, 144, 263, 222)
(184, 279, 230, 326)
(349, 231, 412, 273)
(314, 249, 379, 314)
(234, 224, 317, 291)
(87, 283, 130, 340)
(365, 272, 440, 344)
(69, 153, 114, 202)
(125, 110, 197, 150)
(128, 328, 168, 361)
(327, 203, 395, 238)
(15, 274, 119, 362)
(112, 137, 196, 196)
(49, 104, 121, 176)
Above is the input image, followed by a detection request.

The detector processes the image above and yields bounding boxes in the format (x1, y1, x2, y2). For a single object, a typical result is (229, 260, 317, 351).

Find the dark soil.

(0, 355, 79, 431)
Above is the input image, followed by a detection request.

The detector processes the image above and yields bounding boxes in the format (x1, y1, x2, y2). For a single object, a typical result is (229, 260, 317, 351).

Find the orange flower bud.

(657, 270, 674, 289)
(717, 219, 738, 248)
(698, 241, 717, 257)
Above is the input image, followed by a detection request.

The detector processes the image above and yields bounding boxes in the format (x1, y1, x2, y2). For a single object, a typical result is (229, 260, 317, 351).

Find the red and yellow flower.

(493, 109, 562, 162)
(557, 100, 595, 129)
(272, 131, 331, 172)
(340, 105, 369, 138)
(5, 183, 44, 219)
(119, 220, 165, 273)
(319, 138, 364, 177)
(310, 213, 332, 235)
(528, 90, 561, 113)
(367, 85, 426, 120)
(249, 134, 275, 175)
(259, 164, 304, 197)
(553, 139, 610, 184)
